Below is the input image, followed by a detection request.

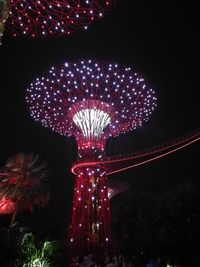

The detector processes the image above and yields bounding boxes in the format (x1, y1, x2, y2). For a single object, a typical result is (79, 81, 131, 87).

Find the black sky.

(0, 1, 199, 234)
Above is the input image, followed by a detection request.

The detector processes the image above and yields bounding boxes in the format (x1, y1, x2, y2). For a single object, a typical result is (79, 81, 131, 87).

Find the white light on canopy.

(73, 108, 111, 138)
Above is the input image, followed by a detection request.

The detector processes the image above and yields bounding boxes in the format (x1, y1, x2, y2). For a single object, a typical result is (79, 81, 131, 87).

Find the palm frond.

(0, 153, 50, 218)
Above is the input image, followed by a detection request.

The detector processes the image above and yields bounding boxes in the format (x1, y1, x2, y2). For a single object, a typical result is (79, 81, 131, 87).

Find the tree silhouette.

(111, 180, 200, 266)
(0, 153, 50, 226)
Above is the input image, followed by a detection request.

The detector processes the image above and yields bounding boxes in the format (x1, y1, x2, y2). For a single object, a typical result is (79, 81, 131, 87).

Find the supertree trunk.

(68, 166, 111, 253)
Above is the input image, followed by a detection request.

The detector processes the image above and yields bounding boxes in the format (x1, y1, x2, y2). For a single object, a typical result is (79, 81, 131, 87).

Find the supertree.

(0, 0, 111, 44)
(26, 59, 157, 252)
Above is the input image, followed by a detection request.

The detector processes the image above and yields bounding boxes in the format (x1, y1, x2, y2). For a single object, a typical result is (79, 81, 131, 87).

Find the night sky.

(0, 1, 199, 237)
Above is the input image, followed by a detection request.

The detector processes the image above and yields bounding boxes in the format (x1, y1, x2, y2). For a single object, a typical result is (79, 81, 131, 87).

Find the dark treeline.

(111, 179, 200, 267)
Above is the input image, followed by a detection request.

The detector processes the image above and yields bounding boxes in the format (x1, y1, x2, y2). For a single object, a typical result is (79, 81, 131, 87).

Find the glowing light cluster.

(27, 60, 157, 146)
(5, 0, 111, 37)
(73, 107, 111, 138)
(0, 197, 15, 214)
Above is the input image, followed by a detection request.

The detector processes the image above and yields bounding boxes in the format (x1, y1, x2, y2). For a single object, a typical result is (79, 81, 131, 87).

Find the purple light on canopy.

(26, 60, 157, 147)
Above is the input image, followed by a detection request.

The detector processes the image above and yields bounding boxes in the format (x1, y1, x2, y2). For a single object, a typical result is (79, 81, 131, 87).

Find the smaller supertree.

(0, 153, 49, 226)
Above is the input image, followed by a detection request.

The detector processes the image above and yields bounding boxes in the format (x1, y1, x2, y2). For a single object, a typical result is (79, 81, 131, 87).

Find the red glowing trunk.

(68, 164, 111, 252)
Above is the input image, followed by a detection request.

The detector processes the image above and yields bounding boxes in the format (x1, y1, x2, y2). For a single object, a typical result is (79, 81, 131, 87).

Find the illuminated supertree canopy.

(26, 59, 157, 253)
(27, 60, 157, 149)
(1, 0, 111, 40)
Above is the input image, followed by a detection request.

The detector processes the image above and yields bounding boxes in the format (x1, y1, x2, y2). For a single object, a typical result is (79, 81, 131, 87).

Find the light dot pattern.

(6, 0, 111, 37)
(26, 60, 157, 140)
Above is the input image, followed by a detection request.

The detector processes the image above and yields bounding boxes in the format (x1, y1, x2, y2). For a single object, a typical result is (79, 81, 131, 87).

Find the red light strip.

(71, 132, 200, 175)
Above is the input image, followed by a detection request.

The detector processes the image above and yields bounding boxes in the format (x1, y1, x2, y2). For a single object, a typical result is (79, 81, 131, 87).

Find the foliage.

(24, 258, 50, 267)
(0, 226, 57, 267)
(21, 233, 37, 262)
(0, 153, 50, 224)
(41, 241, 55, 259)
(21, 232, 55, 267)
